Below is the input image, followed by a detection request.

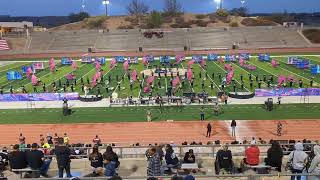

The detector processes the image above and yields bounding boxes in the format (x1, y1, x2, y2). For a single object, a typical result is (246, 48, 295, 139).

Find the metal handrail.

(4, 143, 315, 159)
(33, 173, 320, 180)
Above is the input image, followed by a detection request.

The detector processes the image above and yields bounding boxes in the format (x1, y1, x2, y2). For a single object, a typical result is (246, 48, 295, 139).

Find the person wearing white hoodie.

(288, 142, 308, 180)
(308, 144, 320, 180)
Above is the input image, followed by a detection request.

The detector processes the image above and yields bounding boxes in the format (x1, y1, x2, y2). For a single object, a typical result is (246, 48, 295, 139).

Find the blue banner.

(0, 93, 79, 102)
(255, 88, 320, 97)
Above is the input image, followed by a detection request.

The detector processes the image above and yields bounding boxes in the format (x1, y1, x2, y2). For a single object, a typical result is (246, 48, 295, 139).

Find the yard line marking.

(44, 63, 87, 89)
(231, 62, 267, 86)
(212, 61, 250, 92)
(197, 64, 221, 92)
(275, 58, 320, 84)
(181, 62, 194, 92)
(112, 65, 132, 95)
(0, 62, 30, 74)
(1, 65, 68, 88)
(22, 65, 72, 88)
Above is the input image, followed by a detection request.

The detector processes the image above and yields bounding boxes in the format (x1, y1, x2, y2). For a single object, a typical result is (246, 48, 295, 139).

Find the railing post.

(212, 145, 215, 158)
(120, 147, 123, 158)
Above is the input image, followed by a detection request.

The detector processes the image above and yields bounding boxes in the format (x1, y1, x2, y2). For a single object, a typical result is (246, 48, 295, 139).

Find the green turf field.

(0, 103, 319, 124)
(0, 55, 320, 98)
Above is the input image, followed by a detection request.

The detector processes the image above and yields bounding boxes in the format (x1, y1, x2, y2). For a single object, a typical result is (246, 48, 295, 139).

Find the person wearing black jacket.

(265, 141, 283, 172)
(54, 138, 72, 178)
(206, 123, 212, 138)
(89, 146, 103, 175)
(8, 144, 28, 170)
(26, 143, 46, 177)
(183, 149, 195, 163)
(231, 120, 237, 137)
(215, 145, 233, 174)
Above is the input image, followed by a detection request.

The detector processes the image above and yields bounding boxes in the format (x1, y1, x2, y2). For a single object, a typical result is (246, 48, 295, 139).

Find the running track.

(0, 120, 319, 146)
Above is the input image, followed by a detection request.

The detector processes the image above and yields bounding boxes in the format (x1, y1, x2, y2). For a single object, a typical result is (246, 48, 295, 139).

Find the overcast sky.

(0, 0, 319, 16)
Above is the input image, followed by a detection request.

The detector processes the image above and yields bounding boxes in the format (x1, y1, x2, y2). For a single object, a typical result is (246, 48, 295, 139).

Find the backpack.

(305, 150, 315, 171)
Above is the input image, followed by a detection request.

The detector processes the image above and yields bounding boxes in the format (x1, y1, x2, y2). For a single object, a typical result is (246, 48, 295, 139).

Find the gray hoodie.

(288, 142, 308, 170)
(308, 145, 320, 174)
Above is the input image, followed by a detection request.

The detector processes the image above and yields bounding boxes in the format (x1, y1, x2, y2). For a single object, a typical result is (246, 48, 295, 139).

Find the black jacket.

(89, 153, 103, 168)
(231, 120, 237, 127)
(54, 145, 71, 168)
(8, 151, 28, 169)
(266, 148, 283, 168)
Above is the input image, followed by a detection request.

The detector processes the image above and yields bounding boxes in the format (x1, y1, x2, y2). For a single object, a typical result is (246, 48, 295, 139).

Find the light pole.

(240, 0, 245, 7)
(102, 0, 110, 16)
(214, 0, 222, 10)
(81, 0, 85, 12)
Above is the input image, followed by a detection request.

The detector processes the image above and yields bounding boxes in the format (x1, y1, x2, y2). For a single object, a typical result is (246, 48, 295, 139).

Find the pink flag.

(271, 59, 279, 68)
(92, 76, 97, 87)
(239, 58, 245, 66)
(142, 57, 149, 66)
(277, 75, 286, 86)
(224, 64, 232, 71)
(66, 73, 75, 80)
(26, 67, 33, 78)
(175, 54, 184, 64)
(95, 61, 101, 72)
(144, 85, 151, 93)
(95, 72, 102, 79)
(131, 70, 137, 81)
(147, 76, 155, 85)
(187, 60, 195, 69)
(226, 71, 234, 84)
(72, 61, 78, 70)
(172, 76, 180, 88)
(49, 59, 55, 72)
(200, 59, 206, 68)
(187, 69, 193, 81)
(123, 60, 129, 72)
(31, 74, 38, 85)
(110, 59, 117, 69)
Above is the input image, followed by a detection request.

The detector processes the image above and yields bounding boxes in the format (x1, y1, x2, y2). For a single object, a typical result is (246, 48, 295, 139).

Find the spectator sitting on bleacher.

(183, 149, 195, 164)
(215, 144, 233, 174)
(265, 141, 283, 172)
(244, 141, 260, 166)
(89, 145, 103, 175)
(308, 143, 320, 179)
(8, 144, 28, 171)
(104, 155, 116, 177)
(25, 143, 48, 178)
(165, 144, 179, 169)
(287, 142, 308, 180)
(103, 146, 120, 169)
(0, 148, 9, 175)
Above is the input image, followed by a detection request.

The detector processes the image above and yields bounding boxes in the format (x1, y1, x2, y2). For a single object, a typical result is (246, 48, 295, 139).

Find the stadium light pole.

(102, 0, 110, 16)
(240, 0, 245, 7)
(214, 0, 222, 10)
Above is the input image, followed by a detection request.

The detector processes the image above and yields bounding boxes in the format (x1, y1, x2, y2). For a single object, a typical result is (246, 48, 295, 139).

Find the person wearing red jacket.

(244, 141, 260, 165)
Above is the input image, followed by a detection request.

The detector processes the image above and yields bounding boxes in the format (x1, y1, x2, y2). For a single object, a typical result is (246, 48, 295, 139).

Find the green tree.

(147, 11, 163, 29)
(216, 9, 229, 17)
(68, 12, 90, 23)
